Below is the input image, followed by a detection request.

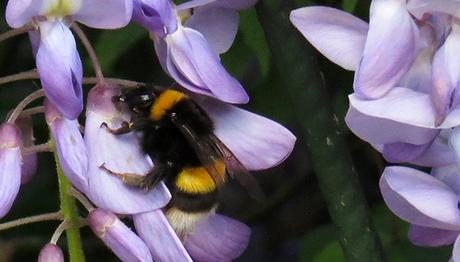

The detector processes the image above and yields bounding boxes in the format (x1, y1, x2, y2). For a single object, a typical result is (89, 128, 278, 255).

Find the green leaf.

(92, 24, 147, 74)
(342, 0, 359, 13)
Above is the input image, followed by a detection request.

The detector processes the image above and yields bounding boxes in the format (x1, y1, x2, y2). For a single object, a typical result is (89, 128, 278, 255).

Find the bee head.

(113, 87, 156, 114)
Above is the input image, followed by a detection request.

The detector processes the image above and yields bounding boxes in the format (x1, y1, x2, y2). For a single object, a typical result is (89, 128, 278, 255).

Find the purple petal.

(89, 209, 153, 262)
(184, 214, 250, 262)
(431, 25, 460, 125)
(5, 0, 42, 28)
(15, 116, 37, 184)
(346, 87, 460, 144)
(45, 100, 88, 192)
(380, 166, 460, 230)
(411, 132, 456, 167)
(133, 0, 178, 37)
(38, 244, 64, 262)
(74, 0, 133, 29)
(214, 0, 258, 10)
(290, 6, 368, 71)
(164, 26, 249, 103)
(0, 123, 21, 219)
(431, 165, 460, 195)
(449, 127, 460, 170)
(382, 141, 432, 163)
(354, 0, 420, 98)
(36, 21, 83, 120)
(408, 224, 459, 247)
(454, 235, 460, 262)
(407, 0, 460, 19)
(185, 6, 238, 55)
(197, 97, 296, 170)
(133, 210, 193, 262)
(84, 85, 171, 214)
(176, 0, 216, 10)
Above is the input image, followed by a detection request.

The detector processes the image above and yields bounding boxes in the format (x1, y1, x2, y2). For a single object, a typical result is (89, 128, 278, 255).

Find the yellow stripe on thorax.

(150, 90, 188, 121)
(176, 161, 226, 194)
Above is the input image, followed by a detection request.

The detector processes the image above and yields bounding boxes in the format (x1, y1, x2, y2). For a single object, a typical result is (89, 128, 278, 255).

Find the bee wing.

(170, 116, 265, 201)
(209, 135, 266, 202)
(170, 117, 227, 187)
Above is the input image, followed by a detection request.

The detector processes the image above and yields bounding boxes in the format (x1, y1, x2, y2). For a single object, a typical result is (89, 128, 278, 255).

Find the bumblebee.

(101, 86, 263, 236)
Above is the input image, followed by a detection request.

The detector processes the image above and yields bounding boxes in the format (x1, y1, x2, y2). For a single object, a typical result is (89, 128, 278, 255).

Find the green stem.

(256, 1, 385, 261)
(53, 144, 86, 262)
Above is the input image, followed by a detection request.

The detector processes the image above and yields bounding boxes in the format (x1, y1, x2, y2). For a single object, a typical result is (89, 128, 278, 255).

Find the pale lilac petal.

(36, 21, 83, 120)
(431, 25, 460, 125)
(16, 116, 37, 184)
(28, 30, 40, 57)
(380, 166, 460, 230)
(177, 0, 216, 10)
(89, 209, 153, 262)
(184, 214, 250, 262)
(133, 0, 178, 37)
(0, 123, 21, 219)
(382, 142, 432, 163)
(411, 133, 456, 167)
(85, 85, 171, 214)
(354, 0, 420, 98)
(454, 234, 460, 262)
(347, 87, 460, 136)
(38, 244, 64, 262)
(290, 6, 368, 71)
(5, 0, 42, 28)
(408, 224, 459, 247)
(431, 165, 460, 194)
(407, 0, 460, 19)
(449, 127, 460, 170)
(185, 6, 238, 54)
(45, 100, 88, 192)
(197, 98, 296, 170)
(74, 0, 133, 29)
(133, 210, 193, 262)
(165, 26, 249, 103)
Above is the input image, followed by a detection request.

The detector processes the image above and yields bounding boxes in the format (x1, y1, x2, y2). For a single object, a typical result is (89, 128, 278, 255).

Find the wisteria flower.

(132, 0, 255, 103)
(0, 123, 22, 219)
(84, 83, 171, 214)
(16, 116, 37, 184)
(5, 0, 133, 119)
(290, 2, 460, 165)
(380, 165, 460, 261)
(38, 243, 64, 262)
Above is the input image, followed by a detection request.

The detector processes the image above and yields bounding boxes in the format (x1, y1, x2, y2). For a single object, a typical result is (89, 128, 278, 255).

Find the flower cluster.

(291, 0, 460, 260)
(0, 0, 297, 261)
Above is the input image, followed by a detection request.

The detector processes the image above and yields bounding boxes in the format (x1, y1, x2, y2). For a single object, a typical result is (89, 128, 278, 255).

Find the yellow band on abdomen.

(150, 89, 188, 121)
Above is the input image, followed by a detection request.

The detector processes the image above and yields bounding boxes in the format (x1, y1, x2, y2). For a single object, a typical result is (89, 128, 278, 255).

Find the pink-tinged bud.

(84, 84, 170, 214)
(38, 243, 64, 262)
(45, 100, 88, 192)
(0, 123, 21, 218)
(16, 116, 37, 184)
(88, 208, 153, 262)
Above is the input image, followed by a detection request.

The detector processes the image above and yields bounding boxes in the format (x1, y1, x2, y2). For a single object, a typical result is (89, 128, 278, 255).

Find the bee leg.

(139, 161, 176, 191)
(100, 121, 133, 135)
(99, 164, 146, 187)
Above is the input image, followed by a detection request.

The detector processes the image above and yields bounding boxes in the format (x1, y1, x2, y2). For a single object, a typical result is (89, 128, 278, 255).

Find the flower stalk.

(0, 211, 62, 231)
(256, 1, 384, 261)
(53, 141, 86, 262)
(0, 22, 37, 43)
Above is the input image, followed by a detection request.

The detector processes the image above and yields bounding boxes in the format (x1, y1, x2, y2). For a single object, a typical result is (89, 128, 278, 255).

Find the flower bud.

(0, 123, 21, 218)
(45, 100, 88, 192)
(89, 208, 153, 262)
(16, 116, 37, 184)
(38, 243, 64, 262)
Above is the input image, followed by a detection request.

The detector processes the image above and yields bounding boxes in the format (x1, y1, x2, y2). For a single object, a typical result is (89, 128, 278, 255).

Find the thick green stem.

(256, 1, 385, 261)
(53, 145, 86, 262)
